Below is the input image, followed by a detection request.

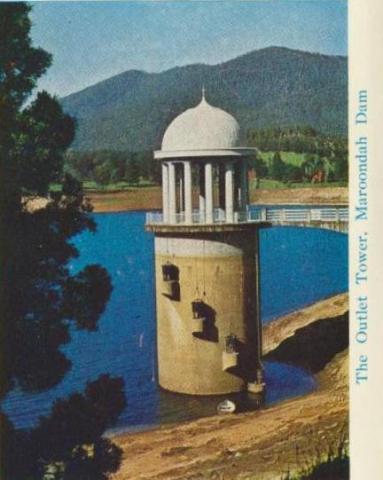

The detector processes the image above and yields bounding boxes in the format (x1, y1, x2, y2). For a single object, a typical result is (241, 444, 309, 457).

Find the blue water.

(2, 211, 348, 431)
(260, 226, 348, 321)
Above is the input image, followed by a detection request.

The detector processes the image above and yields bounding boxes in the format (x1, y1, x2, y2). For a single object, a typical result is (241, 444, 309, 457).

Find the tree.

(332, 154, 348, 182)
(109, 152, 127, 183)
(0, 4, 126, 478)
(329, 140, 348, 182)
(284, 163, 303, 183)
(250, 155, 268, 178)
(269, 151, 286, 181)
(301, 154, 327, 183)
(94, 161, 112, 185)
(125, 155, 140, 184)
(64, 150, 96, 181)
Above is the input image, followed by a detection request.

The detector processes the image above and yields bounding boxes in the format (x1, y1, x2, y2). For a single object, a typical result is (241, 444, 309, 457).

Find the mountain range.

(61, 47, 348, 152)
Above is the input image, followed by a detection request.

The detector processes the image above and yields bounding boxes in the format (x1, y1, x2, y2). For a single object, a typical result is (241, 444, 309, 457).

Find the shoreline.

(88, 186, 348, 213)
(111, 293, 349, 480)
(26, 186, 348, 213)
(107, 293, 348, 438)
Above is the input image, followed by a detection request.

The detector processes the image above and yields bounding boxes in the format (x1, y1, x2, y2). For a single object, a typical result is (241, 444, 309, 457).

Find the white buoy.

(217, 399, 236, 414)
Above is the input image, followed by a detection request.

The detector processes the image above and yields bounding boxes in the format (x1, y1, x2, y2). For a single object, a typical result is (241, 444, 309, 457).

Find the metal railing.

(265, 207, 348, 223)
(146, 206, 348, 226)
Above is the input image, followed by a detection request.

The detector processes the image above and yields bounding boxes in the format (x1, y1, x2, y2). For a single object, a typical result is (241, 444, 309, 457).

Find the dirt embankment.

(88, 187, 162, 213)
(88, 186, 348, 213)
(26, 187, 348, 214)
(250, 187, 348, 206)
(263, 293, 348, 356)
(112, 294, 349, 480)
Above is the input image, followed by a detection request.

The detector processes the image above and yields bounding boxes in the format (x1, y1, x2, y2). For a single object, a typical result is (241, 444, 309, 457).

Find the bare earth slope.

(26, 187, 348, 213)
(112, 294, 349, 480)
(88, 187, 348, 213)
(250, 187, 348, 206)
(263, 293, 348, 355)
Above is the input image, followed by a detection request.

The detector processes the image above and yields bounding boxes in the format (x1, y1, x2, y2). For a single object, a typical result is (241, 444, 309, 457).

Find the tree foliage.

(65, 149, 161, 186)
(269, 152, 285, 181)
(63, 126, 347, 187)
(247, 127, 348, 184)
(0, 4, 125, 478)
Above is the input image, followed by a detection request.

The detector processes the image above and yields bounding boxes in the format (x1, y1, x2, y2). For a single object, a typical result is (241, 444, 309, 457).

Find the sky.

(30, 0, 348, 98)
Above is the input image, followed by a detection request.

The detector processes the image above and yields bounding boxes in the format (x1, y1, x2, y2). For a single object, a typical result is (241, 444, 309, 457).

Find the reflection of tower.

(146, 91, 266, 397)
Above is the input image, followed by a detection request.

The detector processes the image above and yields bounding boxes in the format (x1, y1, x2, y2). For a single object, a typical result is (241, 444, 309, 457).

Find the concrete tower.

(146, 91, 266, 397)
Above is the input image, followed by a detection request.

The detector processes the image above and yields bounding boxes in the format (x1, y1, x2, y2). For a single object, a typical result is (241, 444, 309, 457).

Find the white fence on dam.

(146, 206, 349, 228)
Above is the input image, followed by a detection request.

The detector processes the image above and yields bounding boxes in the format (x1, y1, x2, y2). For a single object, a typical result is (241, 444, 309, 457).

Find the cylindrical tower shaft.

(154, 228, 263, 395)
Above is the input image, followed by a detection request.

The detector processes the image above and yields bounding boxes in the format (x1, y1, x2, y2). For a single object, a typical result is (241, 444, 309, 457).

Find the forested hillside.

(61, 47, 347, 152)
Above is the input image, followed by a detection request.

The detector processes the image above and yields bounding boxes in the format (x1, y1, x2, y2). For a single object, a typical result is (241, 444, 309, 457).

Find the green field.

(259, 151, 306, 167)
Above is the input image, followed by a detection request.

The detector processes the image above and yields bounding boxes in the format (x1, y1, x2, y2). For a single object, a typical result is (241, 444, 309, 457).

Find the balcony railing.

(146, 206, 348, 226)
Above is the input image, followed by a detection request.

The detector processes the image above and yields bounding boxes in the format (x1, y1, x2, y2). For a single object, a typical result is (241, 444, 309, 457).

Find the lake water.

(2, 211, 348, 431)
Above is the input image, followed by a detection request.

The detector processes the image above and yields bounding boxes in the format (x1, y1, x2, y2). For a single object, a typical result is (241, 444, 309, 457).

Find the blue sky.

(30, 0, 347, 98)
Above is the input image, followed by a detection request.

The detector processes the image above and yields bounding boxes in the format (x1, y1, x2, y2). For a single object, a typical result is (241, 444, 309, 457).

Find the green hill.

(61, 47, 347, 151)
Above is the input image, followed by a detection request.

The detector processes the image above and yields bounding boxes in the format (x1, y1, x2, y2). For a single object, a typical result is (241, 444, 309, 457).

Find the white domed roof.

(161, 92, 240, 151)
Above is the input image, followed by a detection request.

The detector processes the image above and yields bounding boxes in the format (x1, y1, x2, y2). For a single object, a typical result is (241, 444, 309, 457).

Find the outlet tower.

(146, 91, 266, 397)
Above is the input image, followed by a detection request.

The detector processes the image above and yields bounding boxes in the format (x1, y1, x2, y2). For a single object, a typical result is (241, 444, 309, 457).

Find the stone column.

(168, 161, 176, 224)
(240, 160, 249, 210)
(205, 162, 213, 223)
(162, 162, 169, 223)
(218, 164, 225, 210)
(225, 162, 234, 223)
(184, 161, 192, 224)
(179, 168, 184, 214)
(199, 164, 206, 223)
